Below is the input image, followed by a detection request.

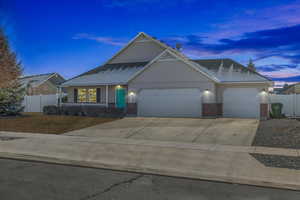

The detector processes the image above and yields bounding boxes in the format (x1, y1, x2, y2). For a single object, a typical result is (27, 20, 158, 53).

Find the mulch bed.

(251, 153, 300, 170)
(252, 119, 300, 149)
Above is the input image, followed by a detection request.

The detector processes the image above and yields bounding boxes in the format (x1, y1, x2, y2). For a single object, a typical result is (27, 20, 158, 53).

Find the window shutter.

(74, 88, 78, 103)
(96, 88, 101, 103)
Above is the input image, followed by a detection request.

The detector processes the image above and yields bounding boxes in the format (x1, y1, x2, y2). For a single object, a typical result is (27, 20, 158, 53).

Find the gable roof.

(61, 32, 273, 87)
(192, 59, 272, 83)
(19, 73, 64, 88)
(105, 32, 188, 65)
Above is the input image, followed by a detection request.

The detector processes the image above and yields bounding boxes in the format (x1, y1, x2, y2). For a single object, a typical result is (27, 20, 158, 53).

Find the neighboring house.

(280, 83, 300, 94)
(61, 32, 273, 119)
(271, 87, 284, 94)
(20, 73, 65, 95)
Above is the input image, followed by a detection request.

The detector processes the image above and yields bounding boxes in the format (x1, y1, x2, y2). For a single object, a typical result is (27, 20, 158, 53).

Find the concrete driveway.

(65, 118, 258, 146)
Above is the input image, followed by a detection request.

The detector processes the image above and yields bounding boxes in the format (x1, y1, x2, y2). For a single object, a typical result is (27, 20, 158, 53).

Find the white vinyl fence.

(22, 94, 58, 112)
(270, 94, 300, 117)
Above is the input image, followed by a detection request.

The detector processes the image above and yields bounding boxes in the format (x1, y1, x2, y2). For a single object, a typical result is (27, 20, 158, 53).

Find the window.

(77, 88, 97, 103)
(78, 89, 87, 102)
(88, 88, 96, 103)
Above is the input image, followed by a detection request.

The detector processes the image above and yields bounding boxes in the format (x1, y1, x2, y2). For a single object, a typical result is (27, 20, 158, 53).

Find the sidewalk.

(1, 131, 300, 190)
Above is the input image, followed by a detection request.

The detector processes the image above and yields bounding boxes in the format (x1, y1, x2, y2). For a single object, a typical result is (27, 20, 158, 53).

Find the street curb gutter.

(0, 151, 299, 191)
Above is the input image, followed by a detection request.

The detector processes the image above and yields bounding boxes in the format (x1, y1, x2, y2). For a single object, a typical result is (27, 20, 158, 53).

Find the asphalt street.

(1, 158, 300, 200)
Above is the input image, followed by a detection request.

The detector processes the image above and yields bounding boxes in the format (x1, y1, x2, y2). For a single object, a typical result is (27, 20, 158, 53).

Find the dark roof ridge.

(19, 73, 55, 80)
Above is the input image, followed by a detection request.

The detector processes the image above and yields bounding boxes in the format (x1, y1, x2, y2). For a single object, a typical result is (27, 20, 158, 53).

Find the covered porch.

(58, 84, 137, 116)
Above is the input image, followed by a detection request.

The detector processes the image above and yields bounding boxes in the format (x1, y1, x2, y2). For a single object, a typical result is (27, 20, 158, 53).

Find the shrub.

(61, 96, 68, 103)
(60, 105, 125, 117)
(43, 105, 59, 115)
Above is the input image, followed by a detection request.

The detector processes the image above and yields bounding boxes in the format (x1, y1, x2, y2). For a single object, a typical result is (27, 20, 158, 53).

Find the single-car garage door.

(223, 88, 260, 118)
(138, 88, 202, 117)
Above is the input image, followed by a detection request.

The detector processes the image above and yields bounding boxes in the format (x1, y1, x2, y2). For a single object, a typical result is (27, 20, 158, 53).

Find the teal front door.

(116, 87, 126, 108)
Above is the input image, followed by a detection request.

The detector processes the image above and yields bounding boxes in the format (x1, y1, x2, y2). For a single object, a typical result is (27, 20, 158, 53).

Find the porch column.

(57, 87, 62, 107)
(106, 85, 109, 107)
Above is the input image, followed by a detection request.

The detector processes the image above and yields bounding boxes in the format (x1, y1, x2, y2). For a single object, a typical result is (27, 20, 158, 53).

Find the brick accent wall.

(260, 103, 269, 119)
(202, 103, 219, 117)
(127, 103, 137, 115)
(216, 103, 223, 116)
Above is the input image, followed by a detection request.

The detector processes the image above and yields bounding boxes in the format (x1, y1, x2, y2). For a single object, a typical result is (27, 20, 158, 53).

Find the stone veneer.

(260, 103, 269, 120)
(202, 103, 222, 117)
(126, 103, 137, 115)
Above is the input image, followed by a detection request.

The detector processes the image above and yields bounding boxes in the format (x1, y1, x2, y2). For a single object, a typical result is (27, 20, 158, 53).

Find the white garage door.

(138, 88, 202, 117)
(223, 88, 260, 118)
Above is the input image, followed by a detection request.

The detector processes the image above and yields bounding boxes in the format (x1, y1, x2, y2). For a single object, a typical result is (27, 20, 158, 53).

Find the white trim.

(220, 81, 274, 86)
(106, 85, 109, 107)
(35, 73, 63, 88)
(127, 49, 220, 83)
(114, 86, 116, 107)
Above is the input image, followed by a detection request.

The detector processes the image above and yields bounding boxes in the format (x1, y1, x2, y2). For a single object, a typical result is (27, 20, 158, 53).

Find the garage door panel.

(223, 88, 260, 118)
(138, 88, 202, 117)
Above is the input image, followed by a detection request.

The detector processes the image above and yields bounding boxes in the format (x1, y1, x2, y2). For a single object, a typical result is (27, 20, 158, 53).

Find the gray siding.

(109, 40, 165, 64)
(129, 59, 216, 103)
(48, 74, 65, 86)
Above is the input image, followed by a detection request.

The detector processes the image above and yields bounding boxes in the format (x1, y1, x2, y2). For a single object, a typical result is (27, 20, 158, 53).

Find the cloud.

(257, 64, 298, 72)
(209, 0, 300, 40)
(73, 33, 126, 46)
(272, 75, 300, 82)
(164, 24, 300, 63)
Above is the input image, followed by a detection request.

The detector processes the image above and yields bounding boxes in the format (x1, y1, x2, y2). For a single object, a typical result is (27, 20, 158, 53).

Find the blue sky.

(1, 0, 300, 86)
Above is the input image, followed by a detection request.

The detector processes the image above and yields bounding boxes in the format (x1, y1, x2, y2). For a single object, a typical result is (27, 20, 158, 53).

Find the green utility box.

(271, 103, 283, 118)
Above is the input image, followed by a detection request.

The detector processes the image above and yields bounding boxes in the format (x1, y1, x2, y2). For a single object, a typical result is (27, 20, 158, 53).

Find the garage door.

(223, 88, 260, 118)
(138, 88, 202, 117)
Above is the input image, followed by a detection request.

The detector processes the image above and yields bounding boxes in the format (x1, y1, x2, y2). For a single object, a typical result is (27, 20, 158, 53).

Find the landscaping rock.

(252, 119, 300, 149)
(251, 153, 300, 170)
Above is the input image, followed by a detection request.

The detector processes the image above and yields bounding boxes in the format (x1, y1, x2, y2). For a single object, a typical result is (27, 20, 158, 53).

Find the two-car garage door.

(137, 88, 260, 118)
(138, 88, 202, 117)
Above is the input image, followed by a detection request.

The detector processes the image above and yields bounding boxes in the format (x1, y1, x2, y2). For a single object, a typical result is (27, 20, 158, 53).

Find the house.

(61, 32, 273, 119)
(20, 73, 65, 95)
(280, 83, 300, 94)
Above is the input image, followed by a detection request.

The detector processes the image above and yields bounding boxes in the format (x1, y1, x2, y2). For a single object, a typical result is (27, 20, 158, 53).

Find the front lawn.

(0, 113, 118, 134)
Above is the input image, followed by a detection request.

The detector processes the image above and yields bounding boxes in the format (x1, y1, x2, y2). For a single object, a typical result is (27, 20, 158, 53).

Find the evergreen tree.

(247, 58, 256, 71)
(0, 27, 25, 116)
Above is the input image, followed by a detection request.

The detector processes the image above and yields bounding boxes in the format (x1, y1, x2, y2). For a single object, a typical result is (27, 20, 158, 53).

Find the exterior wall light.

(116, 85, 122, 89)
(204, 89, 210, 94)
(268, 87, 274, 92)
(261, 89, 267, 95)
(129, 91, 135, 96)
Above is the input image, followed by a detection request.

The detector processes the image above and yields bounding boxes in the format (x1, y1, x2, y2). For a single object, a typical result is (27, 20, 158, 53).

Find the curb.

(0, 151, 299, 191)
